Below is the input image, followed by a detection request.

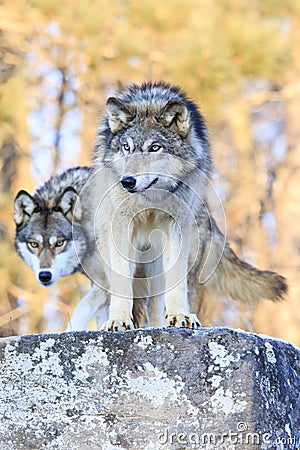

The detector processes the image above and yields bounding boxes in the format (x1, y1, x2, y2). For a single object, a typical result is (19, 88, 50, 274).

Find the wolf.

(14, 166, 91, 287)
(79, 80, 287, 331)
(13, 166, 164, 331)
(14, 167, 112, 330)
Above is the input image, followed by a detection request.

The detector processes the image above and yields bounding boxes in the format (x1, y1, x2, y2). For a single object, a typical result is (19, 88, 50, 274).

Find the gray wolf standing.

(86, 81, 286, 331)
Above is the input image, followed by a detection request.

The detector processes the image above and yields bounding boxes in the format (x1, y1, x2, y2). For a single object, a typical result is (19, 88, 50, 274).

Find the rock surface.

(0, 327, 299, 449)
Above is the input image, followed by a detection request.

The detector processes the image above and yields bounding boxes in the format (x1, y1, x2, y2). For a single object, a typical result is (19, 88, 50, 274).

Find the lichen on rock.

(0, 328, 299, 449)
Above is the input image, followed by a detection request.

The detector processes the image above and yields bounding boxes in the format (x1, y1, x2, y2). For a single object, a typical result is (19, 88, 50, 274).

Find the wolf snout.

(121, 175, 159, 193)
(39, 270, 52, 286)
(121, 176, 136, 191)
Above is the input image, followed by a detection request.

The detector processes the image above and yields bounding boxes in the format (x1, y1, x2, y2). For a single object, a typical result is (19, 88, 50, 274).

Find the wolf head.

(14, 187, 86, 287)
(95, 82, 211, 198)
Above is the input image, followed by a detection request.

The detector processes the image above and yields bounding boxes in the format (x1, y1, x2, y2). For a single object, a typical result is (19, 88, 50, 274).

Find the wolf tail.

(205, 220, 288, 304)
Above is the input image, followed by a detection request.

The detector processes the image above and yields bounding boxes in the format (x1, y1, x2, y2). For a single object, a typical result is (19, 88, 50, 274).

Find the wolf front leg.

(65, 284, 108, 331)
(101, 225, 134, 332)
(146, 254, 165, 327)
(103, 293, 134, 331)
(147, 295, 165, 327)
(163, 222, 201, 329)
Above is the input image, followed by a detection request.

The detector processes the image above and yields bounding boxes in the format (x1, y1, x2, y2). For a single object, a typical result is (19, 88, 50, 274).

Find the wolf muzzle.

(121, 176, 158, 193)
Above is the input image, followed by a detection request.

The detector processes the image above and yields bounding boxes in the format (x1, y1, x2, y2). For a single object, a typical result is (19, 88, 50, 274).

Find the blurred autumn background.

(0, 0, 299, 344)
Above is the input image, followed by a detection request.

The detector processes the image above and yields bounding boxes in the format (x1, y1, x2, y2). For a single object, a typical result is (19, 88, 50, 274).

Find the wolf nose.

(121, 176, 136, 191)
(39, 271, 52, 284)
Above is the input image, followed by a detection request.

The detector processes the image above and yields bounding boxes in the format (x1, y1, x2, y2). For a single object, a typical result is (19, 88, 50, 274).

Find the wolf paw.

(166, 313, 201, 329)
(101, 319, 134, 332)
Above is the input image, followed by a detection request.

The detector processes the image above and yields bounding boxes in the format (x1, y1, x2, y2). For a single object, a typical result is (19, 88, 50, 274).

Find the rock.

(0, 327, 299, 449)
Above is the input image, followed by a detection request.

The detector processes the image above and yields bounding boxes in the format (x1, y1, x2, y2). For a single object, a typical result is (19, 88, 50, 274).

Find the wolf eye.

(56, 238, 66, 247)
(121, 142, 130, 153)
(28, 240, 39, 249)
(149, 143, 162, 152)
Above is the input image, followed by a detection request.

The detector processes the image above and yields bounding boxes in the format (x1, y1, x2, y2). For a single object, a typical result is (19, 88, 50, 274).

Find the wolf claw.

(101, 319, 134, 332)
(166, 313, 201, 329)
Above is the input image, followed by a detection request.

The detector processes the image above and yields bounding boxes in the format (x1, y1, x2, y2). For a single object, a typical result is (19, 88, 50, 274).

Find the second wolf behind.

(13, 166, 161, 330)
(14, 166, 110, 330)
(14, 167, 91, 287)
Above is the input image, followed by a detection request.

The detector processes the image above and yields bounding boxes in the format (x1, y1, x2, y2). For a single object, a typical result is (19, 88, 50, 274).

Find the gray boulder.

(0, 328, 299, 449)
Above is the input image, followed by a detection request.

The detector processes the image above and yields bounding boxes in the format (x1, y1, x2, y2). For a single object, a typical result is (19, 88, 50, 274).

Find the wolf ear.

(106, 97, 134, 133)
(14, 190, 37, 227)
(157, 100, 190, 136)
(57, 187, 81, 222)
